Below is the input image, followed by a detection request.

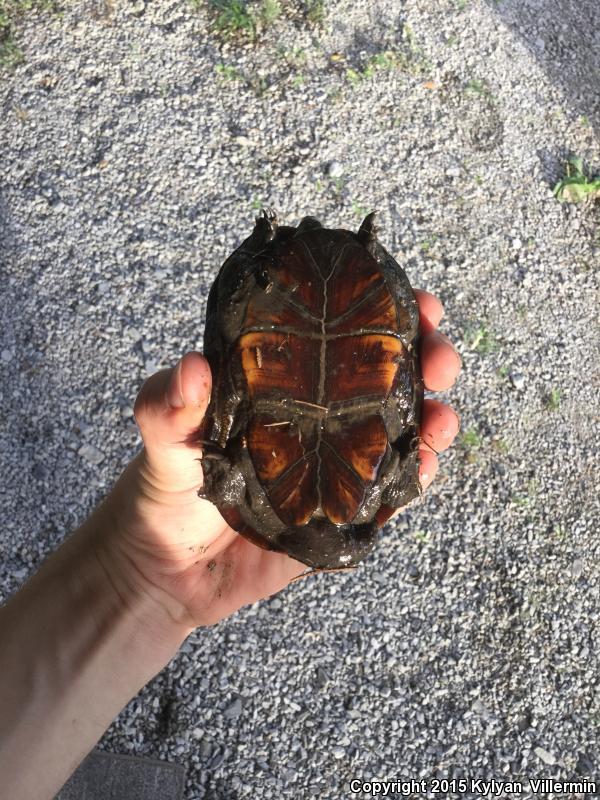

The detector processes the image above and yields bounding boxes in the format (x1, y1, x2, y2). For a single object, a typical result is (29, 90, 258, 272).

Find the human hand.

(413, 289, 461, 492)
(92, 289, 460, 632)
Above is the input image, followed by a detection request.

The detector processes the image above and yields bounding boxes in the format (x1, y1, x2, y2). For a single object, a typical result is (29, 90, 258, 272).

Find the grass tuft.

(465, 323, 498, 355)
(259, 0, 280, 27)
(0, 0, 61, 70)
(459, 427, 482, 464)
(212, 0, 254, 36)
(553, 156, 600, 204)
(204, 0, 282, 41)
(460, 428, 482, 450)
(465, 77, 496, 105)
(304, 0, 325, 24)
(345, 43, 427, 85)
(214, 63, 243, 80)
(544, 388, 561, 411)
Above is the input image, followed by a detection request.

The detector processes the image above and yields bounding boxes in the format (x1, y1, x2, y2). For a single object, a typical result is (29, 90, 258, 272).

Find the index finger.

(415, 289, 444, 335)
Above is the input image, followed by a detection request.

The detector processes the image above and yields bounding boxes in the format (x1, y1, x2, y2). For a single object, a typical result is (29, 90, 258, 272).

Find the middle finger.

(421, 330, 462, 391)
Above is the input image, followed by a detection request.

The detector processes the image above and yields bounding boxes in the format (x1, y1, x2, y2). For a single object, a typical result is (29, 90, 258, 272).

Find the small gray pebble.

(209, 749, 225, 770)
(315, 667, 330, 688)
(125, 327, 142, 343)
(78, 444, 105, 465)
(534, 746, 556, 765)
(571, 559, 583, 579)
(32, 463, 48, 481)
(407, 562, 420, 579)
(200, 739, 214, 759)
(516, 714, 531, 732)
(144, 359, 161, 375)
(326, 160, 344, 178)
(510, 371, 525, 390)
(472, 699, 487, 716)
(127, 0, 145, 13)
(224, 697, 243, 719)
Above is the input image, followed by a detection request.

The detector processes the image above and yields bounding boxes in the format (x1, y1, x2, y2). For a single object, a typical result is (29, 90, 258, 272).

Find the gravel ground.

(1, 1, 599, 798)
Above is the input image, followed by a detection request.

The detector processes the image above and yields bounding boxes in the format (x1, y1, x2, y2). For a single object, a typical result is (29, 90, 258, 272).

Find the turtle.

(199, 210, 423, 570)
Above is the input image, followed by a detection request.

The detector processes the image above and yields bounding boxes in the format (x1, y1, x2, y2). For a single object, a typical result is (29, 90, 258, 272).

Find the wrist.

(0, 501, 189, 800)
(81, 493, 194, 658)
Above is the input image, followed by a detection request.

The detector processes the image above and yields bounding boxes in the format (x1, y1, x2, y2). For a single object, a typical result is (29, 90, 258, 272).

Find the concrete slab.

(55, 750, 185, 800)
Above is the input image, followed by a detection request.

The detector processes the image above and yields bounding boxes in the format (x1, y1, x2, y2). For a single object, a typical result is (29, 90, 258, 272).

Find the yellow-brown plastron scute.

(319, 443, 367, 523)
(325, 335, 403, 403)
(323, 416, 388, 482)
(238, 332, 319, 403)
(326, 243, 381, 318)
(248, 414, 319, 527)
(248, 415, 305, 483)
(268, 454, 319, 526)
(275, 248, 324, 316)
(244, 284, 321, 332)
(326, 281, 397, 334)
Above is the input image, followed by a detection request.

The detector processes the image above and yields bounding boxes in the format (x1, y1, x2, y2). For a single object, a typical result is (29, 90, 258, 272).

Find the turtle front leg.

(237, 208, 278, 257)
(356, 210, 379, 254)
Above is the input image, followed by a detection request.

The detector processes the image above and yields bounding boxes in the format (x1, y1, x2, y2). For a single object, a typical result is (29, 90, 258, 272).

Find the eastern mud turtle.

(199, 211, 422, 569)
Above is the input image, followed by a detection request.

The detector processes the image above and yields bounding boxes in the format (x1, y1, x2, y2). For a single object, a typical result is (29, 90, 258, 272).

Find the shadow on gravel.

(0, 192, 15, 253)
(485, 0, 600, 135)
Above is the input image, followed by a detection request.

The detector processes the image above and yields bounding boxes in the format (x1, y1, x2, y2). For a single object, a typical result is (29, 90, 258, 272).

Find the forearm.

(0, 510, 191, 800)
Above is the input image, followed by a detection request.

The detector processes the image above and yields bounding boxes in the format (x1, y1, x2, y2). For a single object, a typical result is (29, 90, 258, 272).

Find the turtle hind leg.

(374, 433, 422, 526)
(198, 447, 246, 509)
(197, 447, 229, 501)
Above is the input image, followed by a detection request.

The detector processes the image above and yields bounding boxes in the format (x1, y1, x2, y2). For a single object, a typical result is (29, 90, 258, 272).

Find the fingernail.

(167, 358, 185, 408)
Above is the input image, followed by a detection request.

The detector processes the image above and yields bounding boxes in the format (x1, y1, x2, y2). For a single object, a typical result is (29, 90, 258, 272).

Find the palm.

(103, 290, 460, 628)
(108, 450, 302, 627)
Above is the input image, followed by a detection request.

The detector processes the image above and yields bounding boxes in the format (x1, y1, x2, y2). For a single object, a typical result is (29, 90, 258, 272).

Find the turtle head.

(294, 216, 324, 236)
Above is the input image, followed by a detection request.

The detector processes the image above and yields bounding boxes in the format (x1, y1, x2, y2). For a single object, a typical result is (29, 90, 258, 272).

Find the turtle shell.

(200, 211, 422, 570)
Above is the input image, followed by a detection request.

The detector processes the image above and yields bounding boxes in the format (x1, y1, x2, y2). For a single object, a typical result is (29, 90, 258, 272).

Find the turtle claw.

(357, 211, 379, 253)
(255, 207, 278, 238)
(246, 208, 279, 250)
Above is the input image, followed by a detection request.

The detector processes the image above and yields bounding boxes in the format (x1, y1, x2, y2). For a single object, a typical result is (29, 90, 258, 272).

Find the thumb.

(133, 352, 212, 489)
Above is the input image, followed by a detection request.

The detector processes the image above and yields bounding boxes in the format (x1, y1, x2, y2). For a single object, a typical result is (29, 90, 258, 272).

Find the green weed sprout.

(553, 157, 600, 204)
